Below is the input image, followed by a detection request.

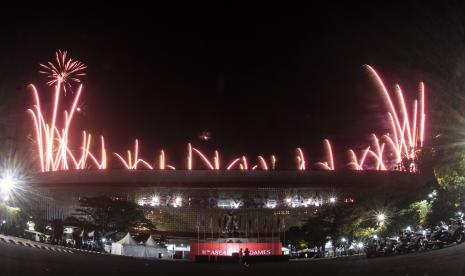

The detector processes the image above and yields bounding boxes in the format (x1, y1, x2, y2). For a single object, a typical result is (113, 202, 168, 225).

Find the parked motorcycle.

(395, 229, 426, 254)
(422, 219, 464, 249)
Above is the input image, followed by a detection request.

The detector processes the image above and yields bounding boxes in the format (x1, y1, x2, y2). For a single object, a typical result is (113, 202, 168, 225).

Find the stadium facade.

(28, 170, 433, 238)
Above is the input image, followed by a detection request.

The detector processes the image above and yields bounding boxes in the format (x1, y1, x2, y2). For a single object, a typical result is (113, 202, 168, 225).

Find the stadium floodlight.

(0, 172, 17, 202)
(376, 213, 386, 223)
(151, 196, 160, 206)
(174, 196, 182, 207)
(0, 174, 15, 195)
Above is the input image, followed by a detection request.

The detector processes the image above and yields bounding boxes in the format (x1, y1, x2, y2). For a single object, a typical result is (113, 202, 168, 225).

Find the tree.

(297, 205, 368, 252)
(426, 190, 457, 226)
(285, 226, 308, 250)
(426, 145, 465, 225)
(0, 204, 22, 235)
(72, 196, 155, 232)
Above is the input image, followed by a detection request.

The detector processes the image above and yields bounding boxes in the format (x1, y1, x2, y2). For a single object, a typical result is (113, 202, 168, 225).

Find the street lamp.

(329, 197, 336, 204)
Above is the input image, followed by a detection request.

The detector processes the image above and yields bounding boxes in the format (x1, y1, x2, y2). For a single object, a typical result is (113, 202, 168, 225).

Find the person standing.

(243, 248, 250, 267)
(239, 248, 243, 264)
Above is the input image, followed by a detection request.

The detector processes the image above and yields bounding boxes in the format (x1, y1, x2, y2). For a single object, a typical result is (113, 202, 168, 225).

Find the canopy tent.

(145, 236, 157, 246)
(111, 233, 167, 258)
(116, 232, 137, 245)
(144, 236, 167, 257)
(111, 232, 137, 255)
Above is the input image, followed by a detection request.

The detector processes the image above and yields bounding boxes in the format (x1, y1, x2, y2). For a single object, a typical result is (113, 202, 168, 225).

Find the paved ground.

(1, 240, 465, 276)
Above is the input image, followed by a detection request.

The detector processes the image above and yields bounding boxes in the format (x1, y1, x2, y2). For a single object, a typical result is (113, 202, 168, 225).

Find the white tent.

(117, 232, 137, 245)
(111, 232, 138, 255)
(145, 236, 157, 246)
(111, 233, 167, 258)
(145, 236, 168, 258)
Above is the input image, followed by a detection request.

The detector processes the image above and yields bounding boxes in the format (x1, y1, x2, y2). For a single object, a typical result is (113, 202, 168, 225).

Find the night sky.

(0, 3, 463, 169)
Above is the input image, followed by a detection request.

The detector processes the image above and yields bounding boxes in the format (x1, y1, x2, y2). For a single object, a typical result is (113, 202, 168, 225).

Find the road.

(1, 241, 465, 276)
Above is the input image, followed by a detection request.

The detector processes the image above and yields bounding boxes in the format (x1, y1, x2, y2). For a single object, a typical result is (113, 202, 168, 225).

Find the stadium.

(28, 170, 433, 238)
(13, 50, 434, 259)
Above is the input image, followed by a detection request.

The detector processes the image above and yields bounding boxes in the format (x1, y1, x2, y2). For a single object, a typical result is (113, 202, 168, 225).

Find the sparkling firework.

(28, 84, 107, 172)
(29, 52, 105, 172)
(296, 148, 306, 170)
(28, 52, 426, 172)
(316, 139, 335, 170)
(364, 65, 425, 171)
(39, 50, 87, 95)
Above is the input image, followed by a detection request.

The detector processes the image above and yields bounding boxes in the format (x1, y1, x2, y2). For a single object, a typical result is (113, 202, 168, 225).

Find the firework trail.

(364, 65, 425, 171)
(226, 158, 241, 170)
(348, 146, 370, 170)
(113, 139, 153, 170)
(28, 52, 426, 173)
(257, 156, 269, 170)
(296, 148, 306, 170)
(28, 51, 105, 172)
(316, 139, 335, 170)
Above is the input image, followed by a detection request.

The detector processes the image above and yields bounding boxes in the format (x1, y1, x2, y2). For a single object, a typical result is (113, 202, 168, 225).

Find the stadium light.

(0, 172, 17, 202)
(0, 174, 15, 195)
(151, 196, 160, 206)
(376, 213, 386, 223)
(174, 196, 182, 207)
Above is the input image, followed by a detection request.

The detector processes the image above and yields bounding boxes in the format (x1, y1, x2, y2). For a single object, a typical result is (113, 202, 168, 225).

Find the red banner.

(189, 242, 282, 260)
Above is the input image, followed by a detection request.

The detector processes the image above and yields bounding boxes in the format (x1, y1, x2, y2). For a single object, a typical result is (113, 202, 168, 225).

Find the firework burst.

(28, 51, 427, 173)
(39, 50, 86, 95)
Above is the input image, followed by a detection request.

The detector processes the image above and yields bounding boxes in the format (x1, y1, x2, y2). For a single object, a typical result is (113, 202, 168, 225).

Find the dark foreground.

(2, 242, 465, 276)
